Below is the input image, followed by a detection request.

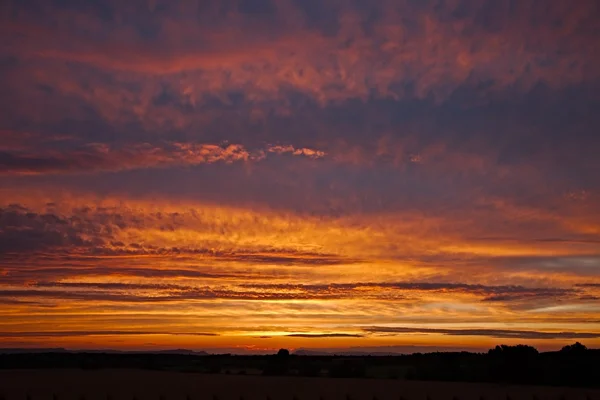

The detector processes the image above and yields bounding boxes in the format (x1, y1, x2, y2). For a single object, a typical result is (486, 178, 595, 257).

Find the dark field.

(1, 370, 599, 400)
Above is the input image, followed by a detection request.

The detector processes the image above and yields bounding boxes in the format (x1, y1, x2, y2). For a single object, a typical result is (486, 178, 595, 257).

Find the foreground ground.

(1, 370, 599, 400)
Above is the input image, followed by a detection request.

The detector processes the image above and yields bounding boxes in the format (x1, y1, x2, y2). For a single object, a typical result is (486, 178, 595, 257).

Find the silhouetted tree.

(561, 342, 588, 354)
(488, 345, 538, 357)
(277, 349, 290, 357)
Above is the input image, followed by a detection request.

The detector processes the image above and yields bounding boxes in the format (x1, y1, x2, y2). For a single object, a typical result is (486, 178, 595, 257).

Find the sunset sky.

(1, 0, 600, 353)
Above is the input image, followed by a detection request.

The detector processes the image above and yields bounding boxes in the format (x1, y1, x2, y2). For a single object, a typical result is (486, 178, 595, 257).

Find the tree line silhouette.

(0, 343, 597, 388)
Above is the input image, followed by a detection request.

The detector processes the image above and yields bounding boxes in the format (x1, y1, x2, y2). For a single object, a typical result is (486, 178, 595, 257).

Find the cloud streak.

(0, 331, 219, 338)
(363, 327, 600, 340)
(0, 142, 326, 175)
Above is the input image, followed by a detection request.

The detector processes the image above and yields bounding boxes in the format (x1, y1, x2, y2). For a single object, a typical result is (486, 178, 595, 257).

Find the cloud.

(0, 331, 219, 338)
(363, 327, 600, 340)
(286, 333, 363, 338)
(240, 282, 576, 302)
(0, 142, 326, 175)
(0, 203, 356, 269)
(0, 279, 578, 306)
(0, 286, 347, 303)
(5, 0, 599, 105)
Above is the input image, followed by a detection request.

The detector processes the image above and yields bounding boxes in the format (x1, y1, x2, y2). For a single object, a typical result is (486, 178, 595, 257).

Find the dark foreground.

(1, 370, 599, 400)
(1, 345, 599, 388)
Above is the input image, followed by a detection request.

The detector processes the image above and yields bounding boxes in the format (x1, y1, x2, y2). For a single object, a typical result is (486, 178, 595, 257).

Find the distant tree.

(488, 345, 538, 357)
(277, 349, 290, 357)
(561, 342, 588, 354)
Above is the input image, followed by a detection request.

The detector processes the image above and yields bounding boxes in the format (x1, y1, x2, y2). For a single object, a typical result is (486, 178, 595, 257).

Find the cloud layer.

(0, 0, 599, 351)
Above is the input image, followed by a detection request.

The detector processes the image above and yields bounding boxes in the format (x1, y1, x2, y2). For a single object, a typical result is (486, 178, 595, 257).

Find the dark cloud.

(363, 327, 600, 340)
(0, 331, 219, 338)
(0, 142, 325, 175)
(240, 282, 576, 302)
(0, 266, 256, 284)
(0, 287, 345, 303)
(286, 333, 363, 338)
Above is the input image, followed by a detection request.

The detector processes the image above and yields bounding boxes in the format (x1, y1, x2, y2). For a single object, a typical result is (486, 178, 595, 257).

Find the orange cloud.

(0, 141, 327, 175)
(3, 0, 599, 107)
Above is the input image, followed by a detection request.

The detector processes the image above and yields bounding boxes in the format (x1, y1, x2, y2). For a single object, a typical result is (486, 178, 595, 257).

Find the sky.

(1, 0, 600, 354)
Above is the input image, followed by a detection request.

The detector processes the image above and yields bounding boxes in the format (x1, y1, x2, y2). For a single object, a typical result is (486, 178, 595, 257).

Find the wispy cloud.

(286, 333, 364, 338)
(0, 331, 219, 338)
(0, 142, 326, 175)
(363, 327, 600, 340)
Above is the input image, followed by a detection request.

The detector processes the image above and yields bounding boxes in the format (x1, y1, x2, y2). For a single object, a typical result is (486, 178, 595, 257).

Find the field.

(1, 370, 599, 400)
